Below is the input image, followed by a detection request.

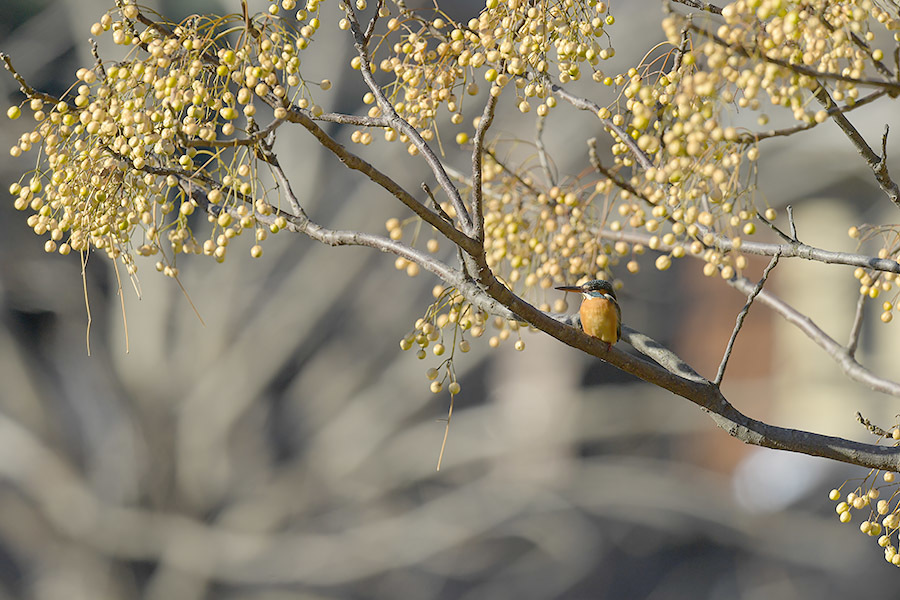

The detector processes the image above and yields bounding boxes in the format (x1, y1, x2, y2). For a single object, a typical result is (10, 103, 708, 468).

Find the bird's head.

(555, 279, 617, 301)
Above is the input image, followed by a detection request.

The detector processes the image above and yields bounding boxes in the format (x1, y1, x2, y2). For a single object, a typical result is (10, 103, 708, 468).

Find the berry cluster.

(7, 0, 334, 277)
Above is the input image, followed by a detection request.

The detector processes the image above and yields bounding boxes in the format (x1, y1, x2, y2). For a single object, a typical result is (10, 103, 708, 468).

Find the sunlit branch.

(714, 251, 781, 386)
(343, 2, 475, 236)
(280, 104, 482, 256)
(551, 83, 655, 170)
(812, 86, 900, 207)
(601, 228, 900, 398)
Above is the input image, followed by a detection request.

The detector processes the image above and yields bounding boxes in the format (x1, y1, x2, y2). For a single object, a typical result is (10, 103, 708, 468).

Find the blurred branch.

(670, 0, 724, 15)
(736, 89, 889, 143)
(481, 272, 900, 470)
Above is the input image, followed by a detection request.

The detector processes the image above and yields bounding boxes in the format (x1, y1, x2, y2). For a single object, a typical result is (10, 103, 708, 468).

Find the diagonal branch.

(687, 21, 900, 95)
(847, 291, 867, 359)
(599, 162, 900, 274)
(551, 83, 655, 170)
(478, 271, 900, 470)
(279, 104, 481, 257)
(343, 3, 475, 236)
(715, 251, 781, 386)
(736, 89, 889, 143)
(813, 86, 900, 208)
(602, 227, 900, 398)
(471, 92, 499, 245)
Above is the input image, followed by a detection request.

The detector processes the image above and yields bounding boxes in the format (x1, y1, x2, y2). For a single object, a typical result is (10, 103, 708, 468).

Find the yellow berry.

(829, 489, 841, 501)
(430, 381, 442, 393)
(6, 106, 21, 120)
(514, 340, 525, 351)
(456, 132, 469, 145)
(448, 381, 461, 395)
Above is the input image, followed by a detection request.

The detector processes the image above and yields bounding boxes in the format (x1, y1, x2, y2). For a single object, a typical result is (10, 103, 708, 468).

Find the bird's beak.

(555, 286, 583, 293)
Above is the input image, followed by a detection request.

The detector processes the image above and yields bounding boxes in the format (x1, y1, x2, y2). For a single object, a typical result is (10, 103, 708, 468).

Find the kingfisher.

(555, 279, 621, 347)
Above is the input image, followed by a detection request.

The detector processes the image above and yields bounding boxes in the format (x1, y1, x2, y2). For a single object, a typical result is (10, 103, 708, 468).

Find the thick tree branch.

(551, 83, 655, 170)
(279, 104, 482, 257)
(478, 273, 900, 471)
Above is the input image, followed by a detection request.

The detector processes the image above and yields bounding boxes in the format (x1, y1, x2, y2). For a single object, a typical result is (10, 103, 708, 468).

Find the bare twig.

(670, 0, 724, 14)
(362, 0, 385, 43)
(847, 292, 867, 358)
(714, 251, 781, 386)
(757, 210, 796, 244)
(89, 39, 106, 79)
(471, 92, 499, 244)
(787, 205, 797, 240)
(813, 86, 900, 208)
(551, 83, 655, 170)
(857, 412, 889, 437)
(0, 52, 61, 105)
(535, 115, 555, 187)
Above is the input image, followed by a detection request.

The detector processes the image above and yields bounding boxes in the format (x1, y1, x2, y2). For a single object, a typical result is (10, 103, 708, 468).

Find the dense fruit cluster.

(848, 224, 900, 323)
(7, 0, 336, 277)
(829, 436, 900, 567)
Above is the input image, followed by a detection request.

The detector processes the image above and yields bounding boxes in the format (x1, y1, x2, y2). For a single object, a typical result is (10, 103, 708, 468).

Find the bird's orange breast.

(580, 296, 619, 344)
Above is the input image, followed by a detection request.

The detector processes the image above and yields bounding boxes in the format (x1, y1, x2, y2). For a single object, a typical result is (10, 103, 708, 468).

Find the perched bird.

(555, 279, 621, 347)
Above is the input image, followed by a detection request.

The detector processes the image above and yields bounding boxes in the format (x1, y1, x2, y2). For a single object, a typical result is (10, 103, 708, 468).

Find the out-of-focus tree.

(5, 0, 900, 568)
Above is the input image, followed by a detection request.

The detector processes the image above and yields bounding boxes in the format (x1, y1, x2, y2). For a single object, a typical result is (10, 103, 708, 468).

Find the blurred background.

(1, 1, 900, 598)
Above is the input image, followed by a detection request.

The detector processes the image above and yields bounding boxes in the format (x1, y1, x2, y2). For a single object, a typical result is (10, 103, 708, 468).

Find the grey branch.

(847, 292, 867, 358)
(550, 84, 654, 170)
(479, 273, 900, 471)
(736, 89, 889, 143)
(604, 228, 900, 398)
(813, 86, 900, 208)
(715, 251, 781, 386)
(471, 92, 500, 244)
